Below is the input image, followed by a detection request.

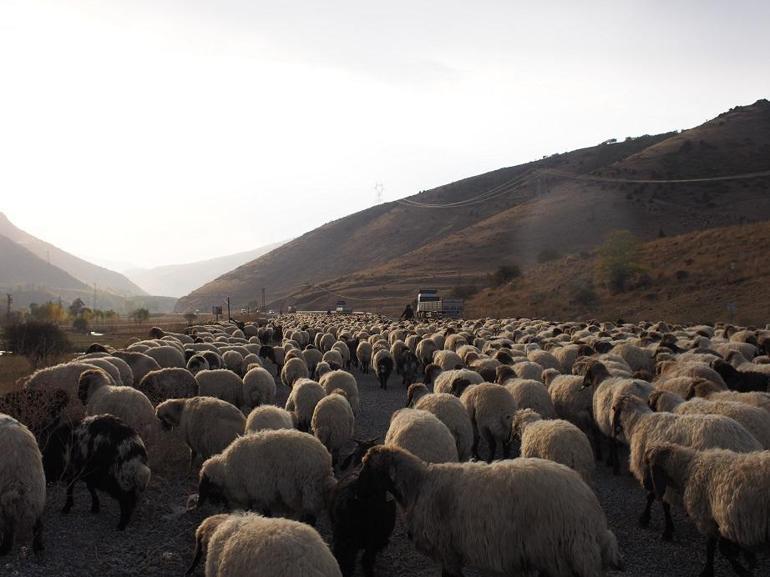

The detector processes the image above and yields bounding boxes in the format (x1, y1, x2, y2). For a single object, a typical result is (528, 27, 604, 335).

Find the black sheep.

(712, 358, 770, 392)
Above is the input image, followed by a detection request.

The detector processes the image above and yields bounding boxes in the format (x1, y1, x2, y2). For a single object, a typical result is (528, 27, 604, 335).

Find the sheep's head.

(610, 394, 644, 438)
(450, 378, 472, 397)
(340, 437, 379, 472)
(197, 458, 226, 508)
(581, 361, 610, 389)
(512, 408, 540, 438)
(643, 442, 694, 499)
(423, 363, 441, 385)
(358, 445, 416, 502)
(405, 383, 428, 407)
(86, 343, 111, 354)
(686, 378, 723, 400)
(156, 399, 184, 431)
(77, 369, 110, 404)
(494, 350, 514, 365)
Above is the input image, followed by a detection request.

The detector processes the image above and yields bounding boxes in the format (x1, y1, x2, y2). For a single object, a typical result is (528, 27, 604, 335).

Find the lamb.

(372, 348, 394, 390)
(412, 392, 474, 461)
(504, 378, 557, 418)
(195, 369, 244, 408)
(79, 369, 158, 446)
(45, 414, 151, 529)
(197, 429, 336, 524)
(645, 443, 770, 577)
(319, 371, 360, 415)
(281, 356, 310, 388)
(156, 397, 245, 470)
(356, 341, 373, 374)
(285, 379, 327, 432)
(385, 408, 458, 463)
(312, 390, 355, 466)
(358, 445, 623, 577)
(136, 367, 198, 406)
(512, 409, 594, 485)
(610, 393, 762, 540)
(187, 512, 342, 577)
(460, 383, 517, 462)
(0, 414, 46, 555)
(241, 366, 277, 410)
(245, 405, 294, 433)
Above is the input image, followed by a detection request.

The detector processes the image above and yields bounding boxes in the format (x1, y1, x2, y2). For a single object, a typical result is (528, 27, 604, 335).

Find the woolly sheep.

(332, 341, 351, 370)
(372, 348, 394, 390)
(312, 390, 355, 466)
(358, 445, 623, 577)
(245, 405, 294, 433)
(0, 414, 46, 555)
(112, 350, 162, 383)
(188, 512, 342, 577)
(241, 366, 277, 410)
(197, 429, 336, 524)
(415, 338, 437, 366)
(156, 397, 245, 470)
(610, 393, 762, 540)
(433, 350, 464, 371)
(319, 371, 360, 416)
(672, 397, 770, 449)
(504, 378, 557, 418)
(286, 379, 327, 432)
(280, 357, 310, 388)
(315, 361, 332, 380)
(79, 369, 158, 446)
(302, 348, 323, 377)
(356, 341, 373, 375)
(195, 369, 244, 408)
(460, 383, 517, 462)
(144, 345, 186, 369)
(512, 360, 544, 382)
(412, 392, 474, 461)
(322, 349, 344, 370)
(137, 367, 198, 406)
(222, 350, 244, 374)
(385, 409, 458, 463)
(186, 354, 210, 375)
(24, 361, 107, 421)
(656, 359, 726, 388)
(431, 368, 484, 395)
(689, 380, 770, 413)
(512, 409, 594, 485)
(645, 443, 770, 577)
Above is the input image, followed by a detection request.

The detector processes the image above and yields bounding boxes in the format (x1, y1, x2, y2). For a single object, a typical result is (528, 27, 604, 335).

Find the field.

(3, 359, 768, 577)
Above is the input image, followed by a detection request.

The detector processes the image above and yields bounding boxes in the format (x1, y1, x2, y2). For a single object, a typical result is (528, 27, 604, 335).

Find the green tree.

(130, 308, 150, 323)
(598, 230, 643, 293)
(3, 321, 71, 368)
(69, 298, 86, 318)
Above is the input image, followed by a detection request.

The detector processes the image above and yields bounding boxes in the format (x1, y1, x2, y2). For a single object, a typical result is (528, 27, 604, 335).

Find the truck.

(416, 289, 464, 319)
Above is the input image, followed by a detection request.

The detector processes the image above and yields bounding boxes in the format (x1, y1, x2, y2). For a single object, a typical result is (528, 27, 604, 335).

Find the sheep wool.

(312, 391, 355, 465)
(245, 405, 295, 433)
(413, 393, 474, 461)
(195, 369, 244, 408)
(241, 366, 277, 410)
(285, 379, 327, 432)
(460, 383, 516, 462)
(319, 371, 360, 416)
(385, 409, 458, 464)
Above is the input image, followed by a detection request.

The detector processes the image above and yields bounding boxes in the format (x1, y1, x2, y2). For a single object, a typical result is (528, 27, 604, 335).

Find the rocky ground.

(4, 366, 766, 577)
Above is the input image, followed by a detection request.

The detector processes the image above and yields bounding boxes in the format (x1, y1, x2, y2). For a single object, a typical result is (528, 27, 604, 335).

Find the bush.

(571, 282, 599, 307)
(2, 321, 71, 368)
(488, 265, 521, 288)
(597, 230, 644, 294)
(130, 308, 150, 323)
(72, 317, 90, 333)
(537, 248, 560, 263)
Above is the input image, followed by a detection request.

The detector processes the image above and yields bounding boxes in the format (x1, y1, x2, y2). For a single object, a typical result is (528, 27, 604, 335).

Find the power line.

(540, 167, 770, 185)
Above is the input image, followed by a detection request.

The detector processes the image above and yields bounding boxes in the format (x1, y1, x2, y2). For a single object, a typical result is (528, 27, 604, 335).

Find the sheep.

(201, 350, 224, 370)
(672, 396, 770, 449)
(689, 379, 770, 413)
(280, 356, 310, 389)
(46, 414, 151, 530)
(412, 392, 474, 461)
(241, 366, 277, 410)
(197, 429, 336, 524)
(187, 512, 342, 577)
(186, 354, 210, 375)
(645, 443, 770, 577)
(24, 361, 108, 420)
(433, 350, 464, 371)
(0, 414, 46, 556)
(358, 445, 623, 577)
(415, 338, 437, 367)
(79, 357, 122, 385)
(195, 369, 244, 408)
(136, 367, 198, 406)
(302, 347, 323, 377)
(245, 405, 294, 433)
(372, 348, 394, 390)
(79, 369, 158, 446)
(319, 371, 360, 416)
(460, 383, 516, 462)
(504, 378, 557, 418)
(512, 409, 594, 485)
(431, 368, 484, 395)
(527, 349, 561, 371)
(286, 379, 327, 432)
(711, 358, 770, 392)
(399, 350, 420, 387)
(312, 390, 355, 466)
(512, 360, 544, 382)
(356, 341, 373, 374)
(385, 408, 458, 463)
(610, 393, 762, 540)
(610, 342, 655, 374)
(112, 350, 163, 383)
(656, 359, 726, 388)
(332, 341, 352, 370)
(144, 345, 187, 369)
(156, 397, 245, 470)
(329, 440, 396, 577)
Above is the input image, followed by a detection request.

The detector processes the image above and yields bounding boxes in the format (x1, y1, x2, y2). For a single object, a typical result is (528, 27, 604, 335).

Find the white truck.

(416, 289, 464, 319)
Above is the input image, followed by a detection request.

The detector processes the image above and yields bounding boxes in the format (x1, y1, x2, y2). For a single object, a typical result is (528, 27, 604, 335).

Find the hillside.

(177, 99, 770, 316)
(0, 234, 89, 291)
(0, 212, 147, 296)
(125, 241, 286, 297)
(465, 220, 770, 326)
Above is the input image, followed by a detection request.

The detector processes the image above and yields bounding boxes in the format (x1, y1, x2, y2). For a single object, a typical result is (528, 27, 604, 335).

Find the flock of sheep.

(1, 313, 770, 577)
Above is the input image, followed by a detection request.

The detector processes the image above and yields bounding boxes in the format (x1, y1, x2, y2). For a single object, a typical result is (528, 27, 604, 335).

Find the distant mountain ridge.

(0, 212, 147, 296)
(0, 233, 89, 290)
(125, 241, 287, 297)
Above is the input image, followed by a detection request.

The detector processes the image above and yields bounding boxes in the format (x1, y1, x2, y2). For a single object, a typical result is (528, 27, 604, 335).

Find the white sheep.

(241, 366, 277, 410)
(431, 368, 484, 395)
(188, 512, 342, 577)
(280, 356, 309, 388)
(156, 396, 245, 470)
(358, 445, 623, 577)
(412, 392, 474, 461)
(197, 429, 336, 524)
(504, 378, 557, 418)
(311, 390, 355, 466)
(512, 409, 594, 485)
(195, 369, 244, 408)
(136, 367, 199, 406)
(433, 350, 464, 371)
(319, 371, 360, 416)
(460, 383, 516, 462)
(143, 345, 187, 369)
(385, 408, 458, 463)
(285, 379, 327, 432)
(0, 414, 46, 555)
(245, 405, 294, 433)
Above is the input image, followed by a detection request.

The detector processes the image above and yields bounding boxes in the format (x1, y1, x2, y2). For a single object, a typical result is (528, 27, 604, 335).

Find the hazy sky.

(1, 0, 768, 269)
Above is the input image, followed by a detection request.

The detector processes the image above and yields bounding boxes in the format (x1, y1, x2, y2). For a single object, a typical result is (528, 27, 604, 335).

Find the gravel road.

(4, 366, 766, 577)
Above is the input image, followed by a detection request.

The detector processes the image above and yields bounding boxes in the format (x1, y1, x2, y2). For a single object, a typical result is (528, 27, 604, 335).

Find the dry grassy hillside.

(177, 99, 770, 315)
(466, 220, 770, 326)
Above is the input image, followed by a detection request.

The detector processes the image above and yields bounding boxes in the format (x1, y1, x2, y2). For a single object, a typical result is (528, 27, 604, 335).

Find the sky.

(1, 0, 769, 269)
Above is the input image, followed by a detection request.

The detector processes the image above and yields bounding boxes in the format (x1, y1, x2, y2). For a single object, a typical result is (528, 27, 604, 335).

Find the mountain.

(176, 99, 770, 316)
(0, 212, 147, 296)
(0, 234, 89, 291)
(125, 241, 287, 298)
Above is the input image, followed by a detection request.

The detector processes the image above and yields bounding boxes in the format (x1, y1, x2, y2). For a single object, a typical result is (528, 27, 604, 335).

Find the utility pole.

(226, 297, 231, 321)
(5, 294, 12, 323)
(374, 183, 384, 205)
(261, 287, 266, 311)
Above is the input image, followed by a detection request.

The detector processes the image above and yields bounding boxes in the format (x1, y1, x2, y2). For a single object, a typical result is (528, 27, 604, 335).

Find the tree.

(29, 301, 67, 323)
(69, 298, 86, 318)
(488, 265, 521, 288)
(3, 321, 71, 368)
(130, 308, 150, 323)
(598, 230, 643, 293)
(72, 316, 90, 333)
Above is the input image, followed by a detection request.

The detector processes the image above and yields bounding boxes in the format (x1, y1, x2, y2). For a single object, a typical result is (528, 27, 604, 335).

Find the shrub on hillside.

(488, 265, 521, 288)
(2, 321, 71, 368)
(597, 230, 644, 294)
